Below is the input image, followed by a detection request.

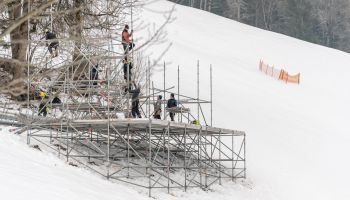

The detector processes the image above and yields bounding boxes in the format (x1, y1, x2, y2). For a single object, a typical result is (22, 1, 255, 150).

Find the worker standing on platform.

(129, 83, 141, 118)
(44, 28, 59, 57)
(153, 95, 162, 119)
(167, 93, 177, 121)
(90, 62, 99, 86)
(38, 89, 48, 117)
(121, 24, 135, 54)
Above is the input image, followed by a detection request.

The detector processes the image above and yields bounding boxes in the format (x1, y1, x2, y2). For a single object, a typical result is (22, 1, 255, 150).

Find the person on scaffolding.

(38, 89, 48, 117)
(153, 95, 162, 119)
(128, 82, 141, 118)
(52, 93, 61, 104)
(122, 24, 135, 54)
(123, 56, 133, 81)
(167, 93, 177, 121)
(44, 28, 59, 58)
(90, 62, 99, 86)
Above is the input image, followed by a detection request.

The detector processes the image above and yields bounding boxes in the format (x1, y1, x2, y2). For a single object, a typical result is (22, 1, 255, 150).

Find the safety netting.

(259, 60, 300, 84)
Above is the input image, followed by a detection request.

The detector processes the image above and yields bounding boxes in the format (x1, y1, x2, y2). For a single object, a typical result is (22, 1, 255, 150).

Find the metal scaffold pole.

(177, 66, 180, 122)
(197, 60, 200, 123)
(107, 0, 111, 179)
(26, 0, 31, 145)
(148, 59, 151, 118)
(148, 120, 152, 197)
(163, 62, 166, 120)
(210, 65, 213, 126)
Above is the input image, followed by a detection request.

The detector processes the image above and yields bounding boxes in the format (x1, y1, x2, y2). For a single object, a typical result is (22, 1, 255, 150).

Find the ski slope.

(140, 1, 350, 199)
(1, 0, 350, 199)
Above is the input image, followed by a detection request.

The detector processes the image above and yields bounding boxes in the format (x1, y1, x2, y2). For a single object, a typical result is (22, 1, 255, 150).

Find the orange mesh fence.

(259, 60, 300, 84)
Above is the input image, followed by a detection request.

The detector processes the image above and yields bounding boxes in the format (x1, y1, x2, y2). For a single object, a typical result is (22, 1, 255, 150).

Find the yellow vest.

(39, 91, 46, 98)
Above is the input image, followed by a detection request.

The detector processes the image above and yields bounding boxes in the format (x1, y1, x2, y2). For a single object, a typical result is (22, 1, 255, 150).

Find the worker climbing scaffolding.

(121, 24, 135, 54)
(90, 60, 99, 86)
(123, 56, 133, 81)
(44, 28, 59, 58)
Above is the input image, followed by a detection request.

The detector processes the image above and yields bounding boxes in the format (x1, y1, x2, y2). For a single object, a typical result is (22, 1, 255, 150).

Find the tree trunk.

(8, 0, 29, 81)
(67, 0, 83, 60)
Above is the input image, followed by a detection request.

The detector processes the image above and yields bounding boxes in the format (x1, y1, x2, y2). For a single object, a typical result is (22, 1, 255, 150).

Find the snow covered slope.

(0, 126, 149, 200)
(1, 1, 350, 200)
(139, 1, 350, 200)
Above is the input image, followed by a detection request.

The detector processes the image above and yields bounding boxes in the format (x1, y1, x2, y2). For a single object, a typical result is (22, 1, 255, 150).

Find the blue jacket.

(167, 98, 177, 108)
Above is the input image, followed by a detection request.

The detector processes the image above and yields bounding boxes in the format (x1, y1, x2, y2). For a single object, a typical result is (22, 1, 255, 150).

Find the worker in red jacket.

(122, 24, 135, 54)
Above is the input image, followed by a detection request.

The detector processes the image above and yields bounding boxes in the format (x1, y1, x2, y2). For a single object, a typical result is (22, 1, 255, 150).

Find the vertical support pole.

(244, 133, 246, 179)
(148, 59, 151, 118)
(163, 62, 166, 120)
(127, 124, 130, 177)
(152, 81, 155, 119)
(49, 87, 53, 144)
(197, 60, 200, 123)
(167, 122, 170, 193)
(26, 0, 31, 145)
(198, 126, 202, 188)
(204, 127, 208, 188)
(59, 119, 62, 158)
(210, 135, 213, 165)
(232, 132, 234, 181)
(219, 129, 222, 185)
(106, 0, 112, 178)
(66, 69, 70, 163)
(210, 65, 213, 127)
(148, 119, 152, 197)
(66, 124, 69, 162)
(146, 61, 148, 117)
(126, 58, 130, 118)
(184, 125, 187, 192)
(107, 65, 111, 179)
(177, 65, 180, 122)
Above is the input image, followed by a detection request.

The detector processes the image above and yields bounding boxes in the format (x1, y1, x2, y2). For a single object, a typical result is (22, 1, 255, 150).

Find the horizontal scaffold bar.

(31, 118, 245, 136)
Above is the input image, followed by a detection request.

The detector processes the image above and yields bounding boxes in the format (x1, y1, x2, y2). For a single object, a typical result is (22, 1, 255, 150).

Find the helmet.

(44, 28, 49, 33)
(158, 95, 162, 100)
(125, 25, 129, 30)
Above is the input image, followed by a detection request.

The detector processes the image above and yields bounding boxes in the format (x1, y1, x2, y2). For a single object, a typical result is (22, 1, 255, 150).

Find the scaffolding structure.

(0, 1, 246, 197)
(20, 43, 246, 195)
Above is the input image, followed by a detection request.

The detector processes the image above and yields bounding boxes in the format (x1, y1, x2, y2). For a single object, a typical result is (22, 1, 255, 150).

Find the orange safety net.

(259, 60, 300, 84)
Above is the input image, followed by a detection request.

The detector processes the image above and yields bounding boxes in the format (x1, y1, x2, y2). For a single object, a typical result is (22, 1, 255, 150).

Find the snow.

(1, 0, 350, 199)
(0, 126, 147, 200)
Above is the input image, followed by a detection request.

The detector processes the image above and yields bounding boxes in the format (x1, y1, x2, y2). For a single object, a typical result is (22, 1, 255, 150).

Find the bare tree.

(0, 0, 174, 100)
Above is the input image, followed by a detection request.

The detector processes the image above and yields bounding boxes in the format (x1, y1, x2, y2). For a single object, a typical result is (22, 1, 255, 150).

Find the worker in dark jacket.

(153, 95, 162, 119)
(44, 28, 59, 57)
(123, 56, 133, 81)
(129, 83, 141, 118)
(121, 24, 135, 54)
(167, 93, 177, 121)
(90, 63, 99, 86)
